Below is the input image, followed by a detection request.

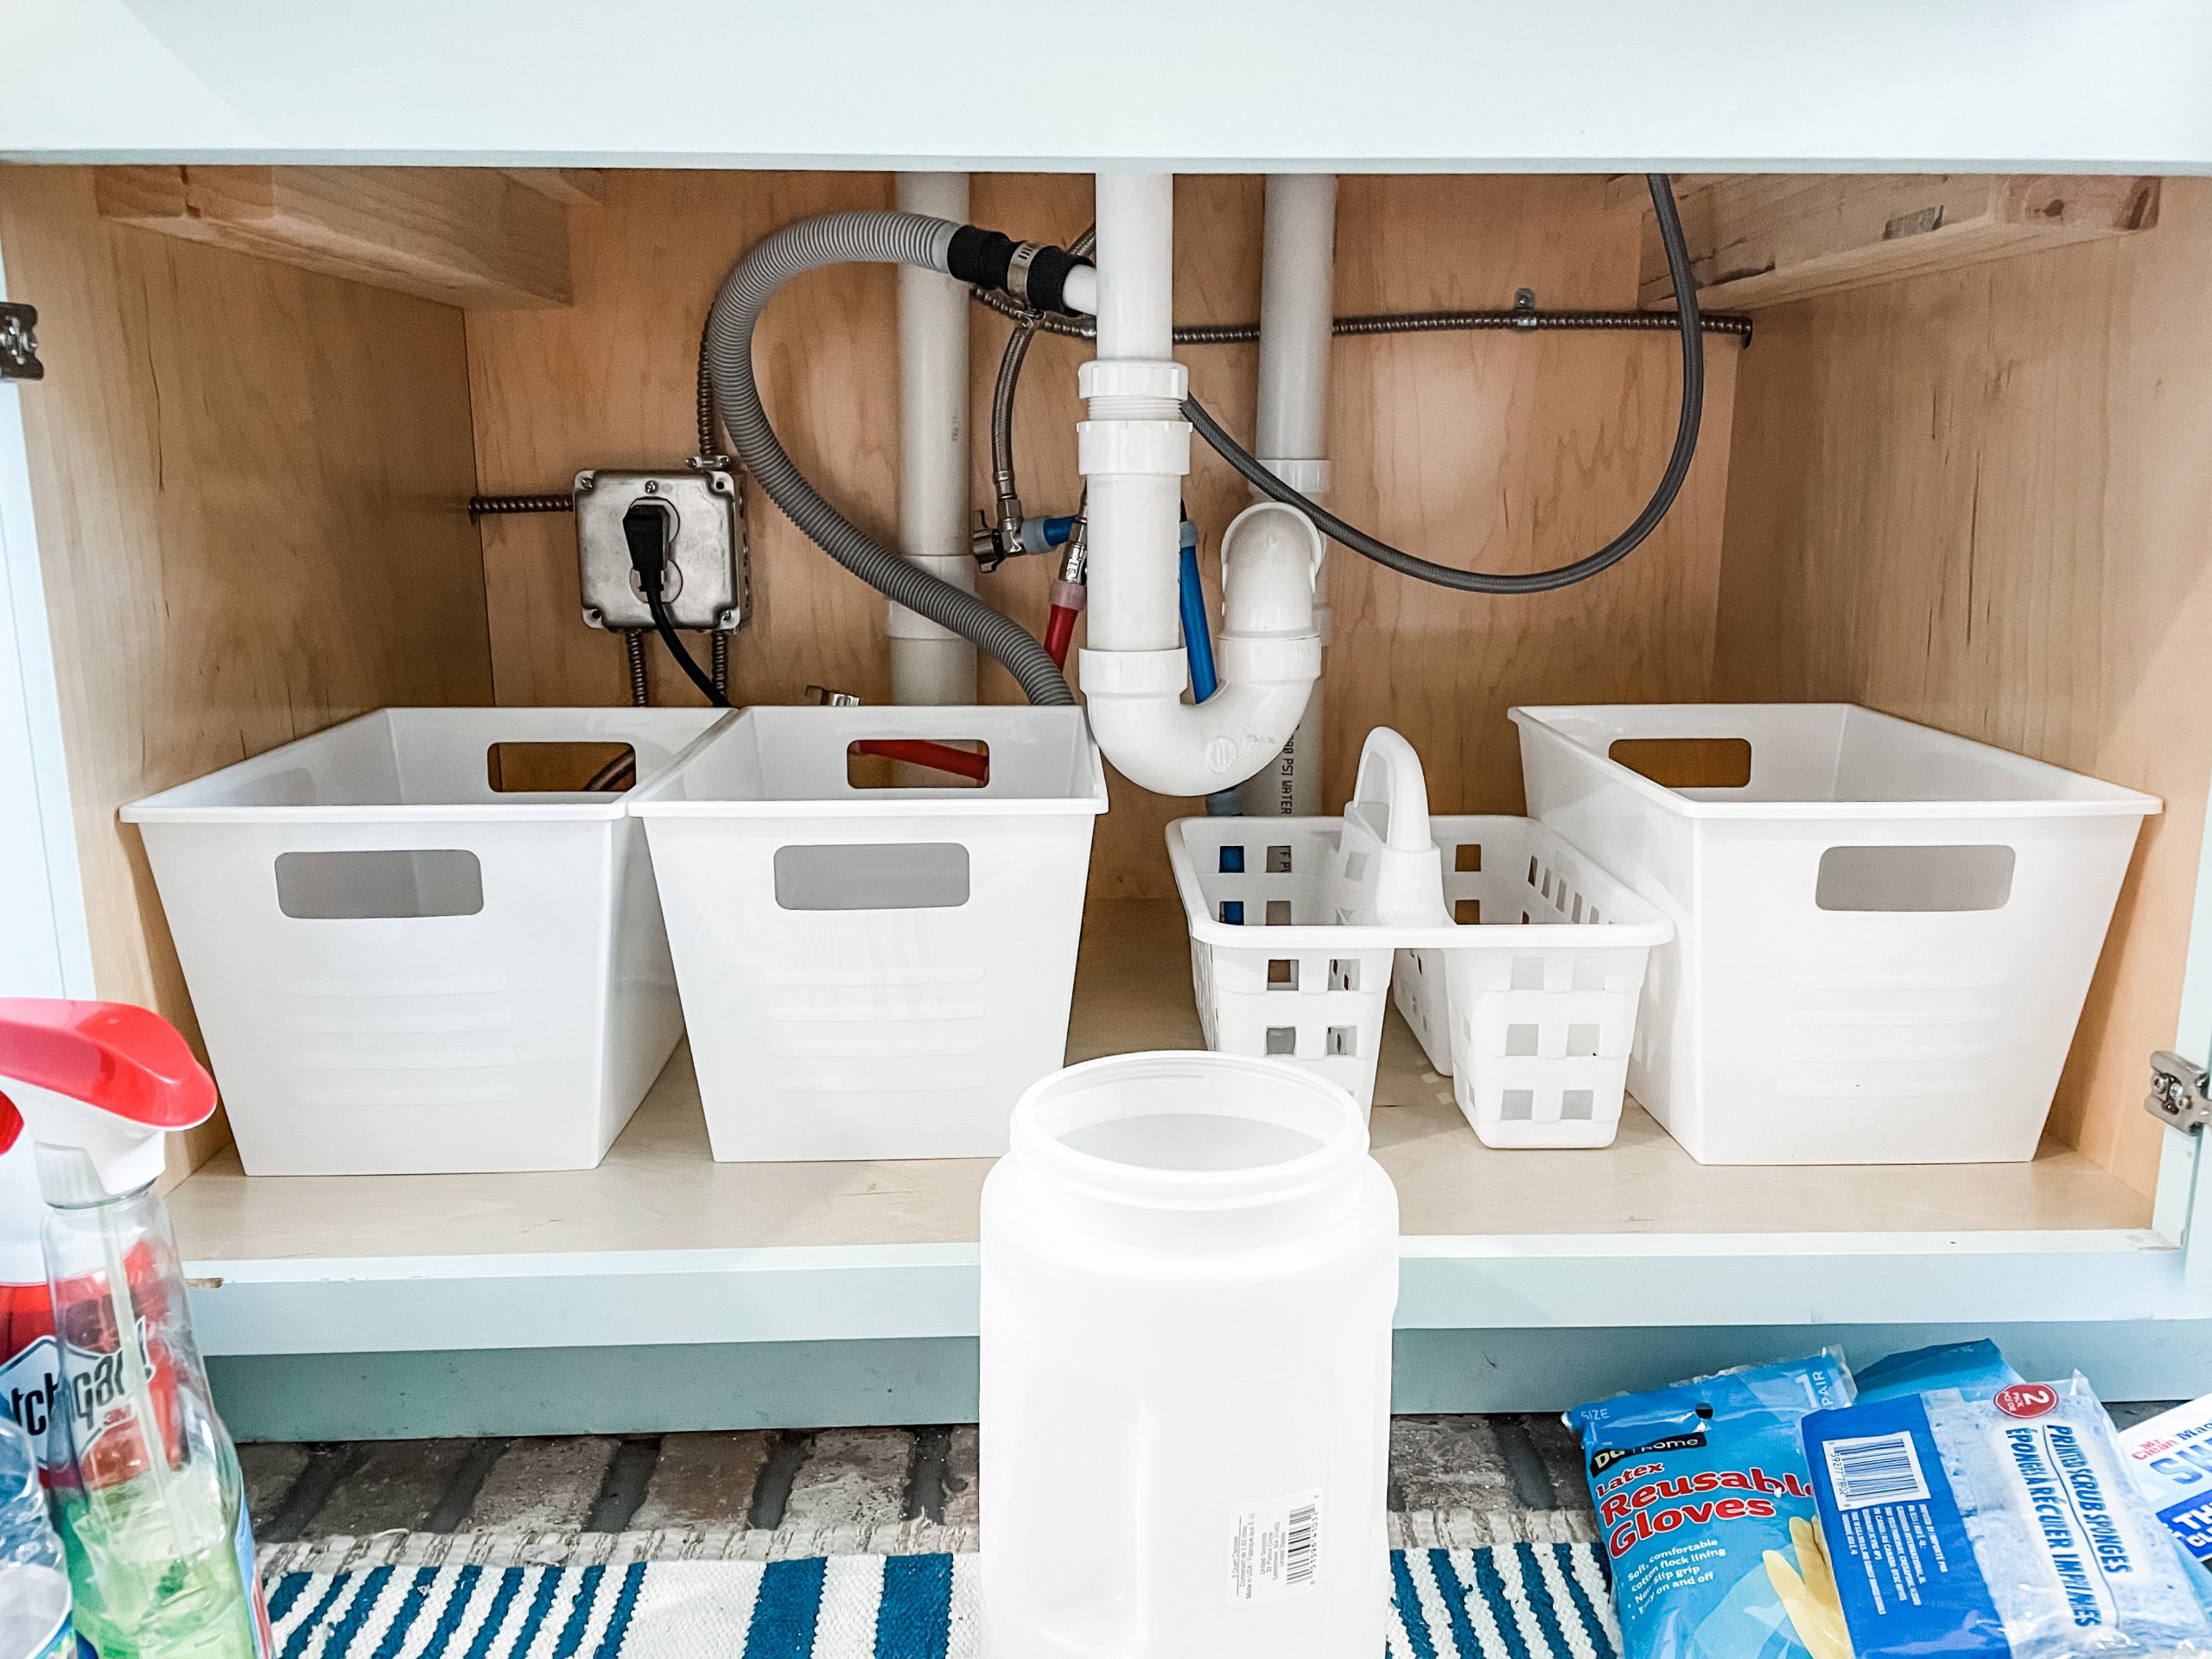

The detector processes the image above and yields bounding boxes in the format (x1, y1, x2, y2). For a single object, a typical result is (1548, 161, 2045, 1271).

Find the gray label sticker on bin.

(772, 843, 971, 912)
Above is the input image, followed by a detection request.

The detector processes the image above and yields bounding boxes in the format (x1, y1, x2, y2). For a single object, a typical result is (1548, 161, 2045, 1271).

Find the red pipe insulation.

(851, 738, 990, 782)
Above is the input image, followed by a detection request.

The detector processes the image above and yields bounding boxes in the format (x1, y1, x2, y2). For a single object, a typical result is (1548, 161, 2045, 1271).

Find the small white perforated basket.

(1391, 817, 1671, 1149)
(1166, 731, 1448, 1112)
(1170, 821, 1405, 1111)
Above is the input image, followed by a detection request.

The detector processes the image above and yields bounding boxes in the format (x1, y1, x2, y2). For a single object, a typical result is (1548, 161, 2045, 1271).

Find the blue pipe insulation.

(1005, 515, 1080, 556)
(1175, 519, 1244, 817)
(1178, 521, 1217, 702)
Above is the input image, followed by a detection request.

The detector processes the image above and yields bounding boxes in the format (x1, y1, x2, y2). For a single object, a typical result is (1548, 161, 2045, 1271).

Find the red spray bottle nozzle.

(0, 1000, 214, 1128)
(0, 1001, 216, 1205)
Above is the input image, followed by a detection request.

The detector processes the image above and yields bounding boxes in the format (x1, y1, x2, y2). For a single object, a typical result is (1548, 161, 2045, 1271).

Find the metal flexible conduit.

(697, 322, 736, 705)
(970, 286, 1752, 346)
(705, 210, 1072, 706)
(696, 329, 718, 460)
(467, 492, 574, 518)
(484, 298, 1744, 524)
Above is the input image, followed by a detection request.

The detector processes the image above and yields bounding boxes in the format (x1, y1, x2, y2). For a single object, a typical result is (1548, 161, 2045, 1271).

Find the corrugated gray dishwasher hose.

(705, 211, 1074, 705)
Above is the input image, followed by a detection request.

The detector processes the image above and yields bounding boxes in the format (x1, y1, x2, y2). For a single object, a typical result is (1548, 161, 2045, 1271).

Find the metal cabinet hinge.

(2147, 1050, 2212, 1133)
(0, 303, 41, 382)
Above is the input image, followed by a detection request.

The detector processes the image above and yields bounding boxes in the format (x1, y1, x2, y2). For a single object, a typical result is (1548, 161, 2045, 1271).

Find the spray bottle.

(2, 1115, 61, 1472)
(0, 1000, 270, 1659)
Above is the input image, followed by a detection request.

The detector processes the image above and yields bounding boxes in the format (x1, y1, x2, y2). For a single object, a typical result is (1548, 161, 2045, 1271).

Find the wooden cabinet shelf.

(1629, 173, 2161, 311)
(166, 904, 2191, 1435)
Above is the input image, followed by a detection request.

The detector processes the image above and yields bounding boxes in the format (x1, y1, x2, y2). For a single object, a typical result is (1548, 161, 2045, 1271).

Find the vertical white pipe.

(1243, 174, 1337, 817)
(892, 171, 977, 705)
(1095, 173, 1175, 362)
(1084, 174, 1184, 656)
(1255, 175, 1338, 471)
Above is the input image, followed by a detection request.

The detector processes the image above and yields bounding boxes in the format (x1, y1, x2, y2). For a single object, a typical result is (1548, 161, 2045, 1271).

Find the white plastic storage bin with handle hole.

(1166, 729, 1449, 1112)
(119, 707, 721, 1175)
(1392, 817, 1671, 1149)
(628, 705, 1108, 1162)
(1511, 703, 2161, 1165)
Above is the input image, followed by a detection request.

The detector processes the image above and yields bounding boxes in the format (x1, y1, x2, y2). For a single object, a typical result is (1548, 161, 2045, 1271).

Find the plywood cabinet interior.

(4, 162, 2204, 1212)
(1715, 175, 2212, 1196)
(0, 165, 492, 1179)
(464, 171, 1742, 904)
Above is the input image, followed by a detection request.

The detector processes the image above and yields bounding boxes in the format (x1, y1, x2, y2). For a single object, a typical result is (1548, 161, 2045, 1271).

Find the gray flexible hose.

(706, 210, 1074, 706)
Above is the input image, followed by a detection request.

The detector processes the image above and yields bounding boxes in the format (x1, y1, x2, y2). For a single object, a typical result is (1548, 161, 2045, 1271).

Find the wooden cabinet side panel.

(0, 164, 494, 1178)
(1715, 176, 2212, 1195)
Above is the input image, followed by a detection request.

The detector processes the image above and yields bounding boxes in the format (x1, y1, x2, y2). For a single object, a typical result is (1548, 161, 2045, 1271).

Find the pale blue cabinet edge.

(185, 1227, 2212, 1364)
(209, 1319, 2212, 1442)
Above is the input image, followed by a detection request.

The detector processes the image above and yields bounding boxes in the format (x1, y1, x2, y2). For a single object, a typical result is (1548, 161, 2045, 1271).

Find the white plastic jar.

(979, 1051, 1399, 1659)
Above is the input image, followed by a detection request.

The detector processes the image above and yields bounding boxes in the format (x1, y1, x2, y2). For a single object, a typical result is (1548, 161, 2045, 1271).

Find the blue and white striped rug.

(265, 1543, 1619, 1657)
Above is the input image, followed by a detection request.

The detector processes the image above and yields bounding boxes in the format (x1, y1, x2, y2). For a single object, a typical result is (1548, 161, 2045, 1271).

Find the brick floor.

(248, 1414, 1595, 1543)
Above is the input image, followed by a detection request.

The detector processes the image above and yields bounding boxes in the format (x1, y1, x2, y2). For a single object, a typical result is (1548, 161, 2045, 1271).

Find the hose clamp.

(1005, 242, 1046, 310)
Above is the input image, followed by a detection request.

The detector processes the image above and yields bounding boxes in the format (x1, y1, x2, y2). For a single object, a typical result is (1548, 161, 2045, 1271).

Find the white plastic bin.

(1393, 817, 1670, 1148)
(981, 1051, 1398, 1659)
(1167, 730, 1448, 1111)
(120, 707, 720, 1175)
(1512, 703, 2161, 1165)
(628, 705, 1107, 1162)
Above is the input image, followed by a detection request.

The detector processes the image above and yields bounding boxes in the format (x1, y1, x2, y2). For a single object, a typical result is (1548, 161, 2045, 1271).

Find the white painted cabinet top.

(8, 0, 2212, 173)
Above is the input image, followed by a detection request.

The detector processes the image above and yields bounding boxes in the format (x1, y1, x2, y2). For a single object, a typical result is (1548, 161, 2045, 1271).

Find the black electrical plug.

(623, 499, 674, 597)
(622, 499, 727, 708)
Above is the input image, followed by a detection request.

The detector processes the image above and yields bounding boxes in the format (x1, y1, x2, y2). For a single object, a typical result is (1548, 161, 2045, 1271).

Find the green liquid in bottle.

(57, 1477, 258, 1659)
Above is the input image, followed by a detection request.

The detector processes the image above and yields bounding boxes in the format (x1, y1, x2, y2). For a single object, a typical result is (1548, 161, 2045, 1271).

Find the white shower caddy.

(1169, 729, 1669, 1145)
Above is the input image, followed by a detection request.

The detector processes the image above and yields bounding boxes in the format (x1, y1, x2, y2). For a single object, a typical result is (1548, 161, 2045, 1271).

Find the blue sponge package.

(1567, 1353, 1856, 1659)
(1803, 1374, 2212, 1659)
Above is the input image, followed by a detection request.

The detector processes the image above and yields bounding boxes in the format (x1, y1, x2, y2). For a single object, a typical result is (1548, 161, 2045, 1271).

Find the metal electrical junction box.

(575, 467, 747, 632)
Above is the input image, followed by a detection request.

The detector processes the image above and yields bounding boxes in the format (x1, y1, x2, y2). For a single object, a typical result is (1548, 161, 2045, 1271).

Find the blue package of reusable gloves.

(1567, 1353, 1856, 1659)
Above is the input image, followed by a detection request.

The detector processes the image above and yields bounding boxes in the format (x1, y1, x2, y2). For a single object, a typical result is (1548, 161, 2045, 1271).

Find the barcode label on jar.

(1228, 1491, 1322, 1605)
(1823, 1432, 1930, 1510)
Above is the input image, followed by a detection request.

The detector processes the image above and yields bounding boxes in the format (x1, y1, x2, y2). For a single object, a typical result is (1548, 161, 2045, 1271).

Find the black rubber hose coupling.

(945, 226, 1092, 318)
